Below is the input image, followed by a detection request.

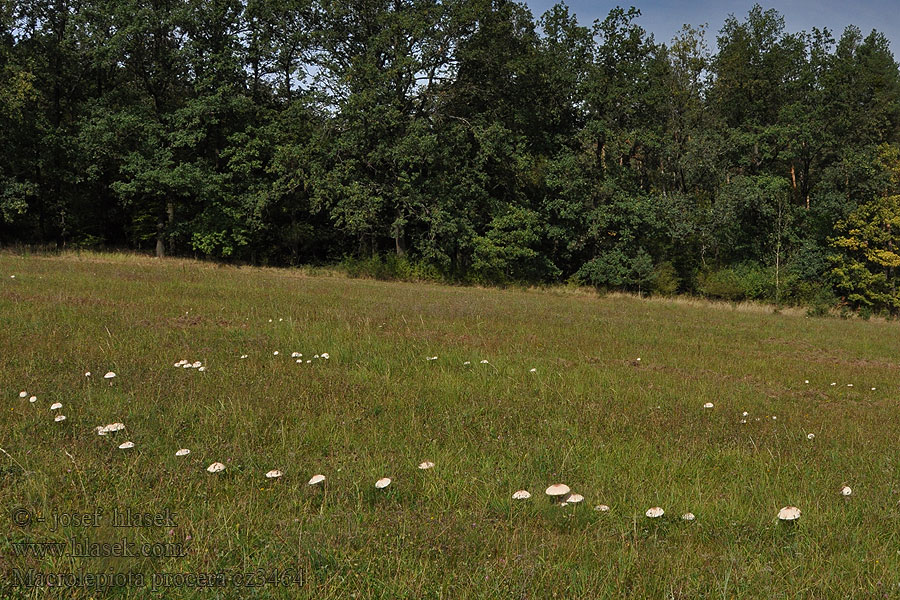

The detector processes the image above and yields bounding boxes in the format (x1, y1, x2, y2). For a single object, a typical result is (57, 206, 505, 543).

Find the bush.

(695, 263, 815, 304)
(652, 262, 680, 296)
(575, 248, 656, 293)
(695, 267, 746, 301)
(340, 254, 443, 282)
(732, 263, 774, 300)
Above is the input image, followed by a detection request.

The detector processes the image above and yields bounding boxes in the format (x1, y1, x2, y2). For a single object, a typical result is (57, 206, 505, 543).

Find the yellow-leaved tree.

(830, 144, 900, 313)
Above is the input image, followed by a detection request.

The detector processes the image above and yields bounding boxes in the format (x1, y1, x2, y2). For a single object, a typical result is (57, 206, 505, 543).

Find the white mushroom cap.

(777, 506, 801, 521)
(480, 359, 489, 364)
(512, 490, 531, 500)
(54, 415, 67, 422)
(175, 448, 191, 457)
(118, 441, 134, 449)
(594, 504, 610, 512)
(28, 395, 37, 403)
(681, 512, 696, 521)
(418, 461, 435, 470)
(375, 477, 391, 489)
(19, 391, 27, 398)
(308, 474, 326, 486)
(703, 402, 714, 409)
(265, 469, 283, 479)
(273, 351, 279, 355)
(321, 353, 330, 359)
(840, 485, 852, 496)
(192, 361, 202, 368)
(104, 372, 116, 379)
(463, 361, 471, 365)
(206, 462, 226, 473)
(529, 368, 537, 372)
(545, 483, 571, 498)
(565, 493, 584, 504)
(182, 363, 191, 369)
(645, 506, 664, 518)
(50, 402, 62, 410)
(807, 433, 815, 440)
(97, 422, 125, 435)
(291, 352, 302, 358)
(240, 354, 248, 359)
(198, 366, 206, 372)
(85, 372, 91, 377)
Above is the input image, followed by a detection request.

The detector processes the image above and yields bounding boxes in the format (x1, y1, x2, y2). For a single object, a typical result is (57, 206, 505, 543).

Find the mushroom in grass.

(545, 484, 570, 503)
(777, 506, 801, 522)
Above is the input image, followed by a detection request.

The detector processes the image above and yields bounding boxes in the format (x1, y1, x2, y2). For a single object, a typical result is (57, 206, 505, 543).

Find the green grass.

(2, 251, 900, 598)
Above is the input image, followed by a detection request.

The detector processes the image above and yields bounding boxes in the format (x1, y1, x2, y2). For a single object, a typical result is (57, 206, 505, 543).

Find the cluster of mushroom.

(20, 371, 111, 421)
(508, 483, 820, 525)
(174, 359, 206, 372)
(18, 390, 68, 421)
(510, 484, 585, 506)
(243, 351, 330, 364)
(202, 460, 437, 486)
(812, 379, 879, 391)
(513, 486, 692, 519)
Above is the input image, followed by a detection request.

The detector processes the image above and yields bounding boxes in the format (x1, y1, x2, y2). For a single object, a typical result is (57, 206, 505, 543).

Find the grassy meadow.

(3, 251, 900, 598)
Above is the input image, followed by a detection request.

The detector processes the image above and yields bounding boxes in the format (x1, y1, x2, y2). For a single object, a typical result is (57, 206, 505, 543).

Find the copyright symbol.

(12, 507, 31, 527)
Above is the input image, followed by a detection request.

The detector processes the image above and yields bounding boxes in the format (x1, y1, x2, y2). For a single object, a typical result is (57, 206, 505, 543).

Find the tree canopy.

(3, 1, 900, 312)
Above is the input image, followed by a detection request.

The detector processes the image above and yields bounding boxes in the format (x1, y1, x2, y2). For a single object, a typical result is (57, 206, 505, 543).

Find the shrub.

(652, 261, 680, 296)
(339, 254, 443, 282)
(695, 267, 746, 301)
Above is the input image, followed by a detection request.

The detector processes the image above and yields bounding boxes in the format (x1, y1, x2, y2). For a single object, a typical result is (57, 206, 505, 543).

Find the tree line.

(4, 0, 900, 313)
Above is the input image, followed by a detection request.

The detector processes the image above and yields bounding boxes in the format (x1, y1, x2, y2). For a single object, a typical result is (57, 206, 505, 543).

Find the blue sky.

(522, 0, 900, 57)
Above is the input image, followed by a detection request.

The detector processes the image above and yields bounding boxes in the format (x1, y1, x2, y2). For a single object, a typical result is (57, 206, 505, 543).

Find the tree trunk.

(394, 209, 406, 257)
(166, 201, 175, 254)
(155, 217, 165, 258)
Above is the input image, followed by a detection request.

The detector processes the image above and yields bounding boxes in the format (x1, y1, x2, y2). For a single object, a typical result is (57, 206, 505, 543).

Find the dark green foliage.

(2, 1, 900, 311)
